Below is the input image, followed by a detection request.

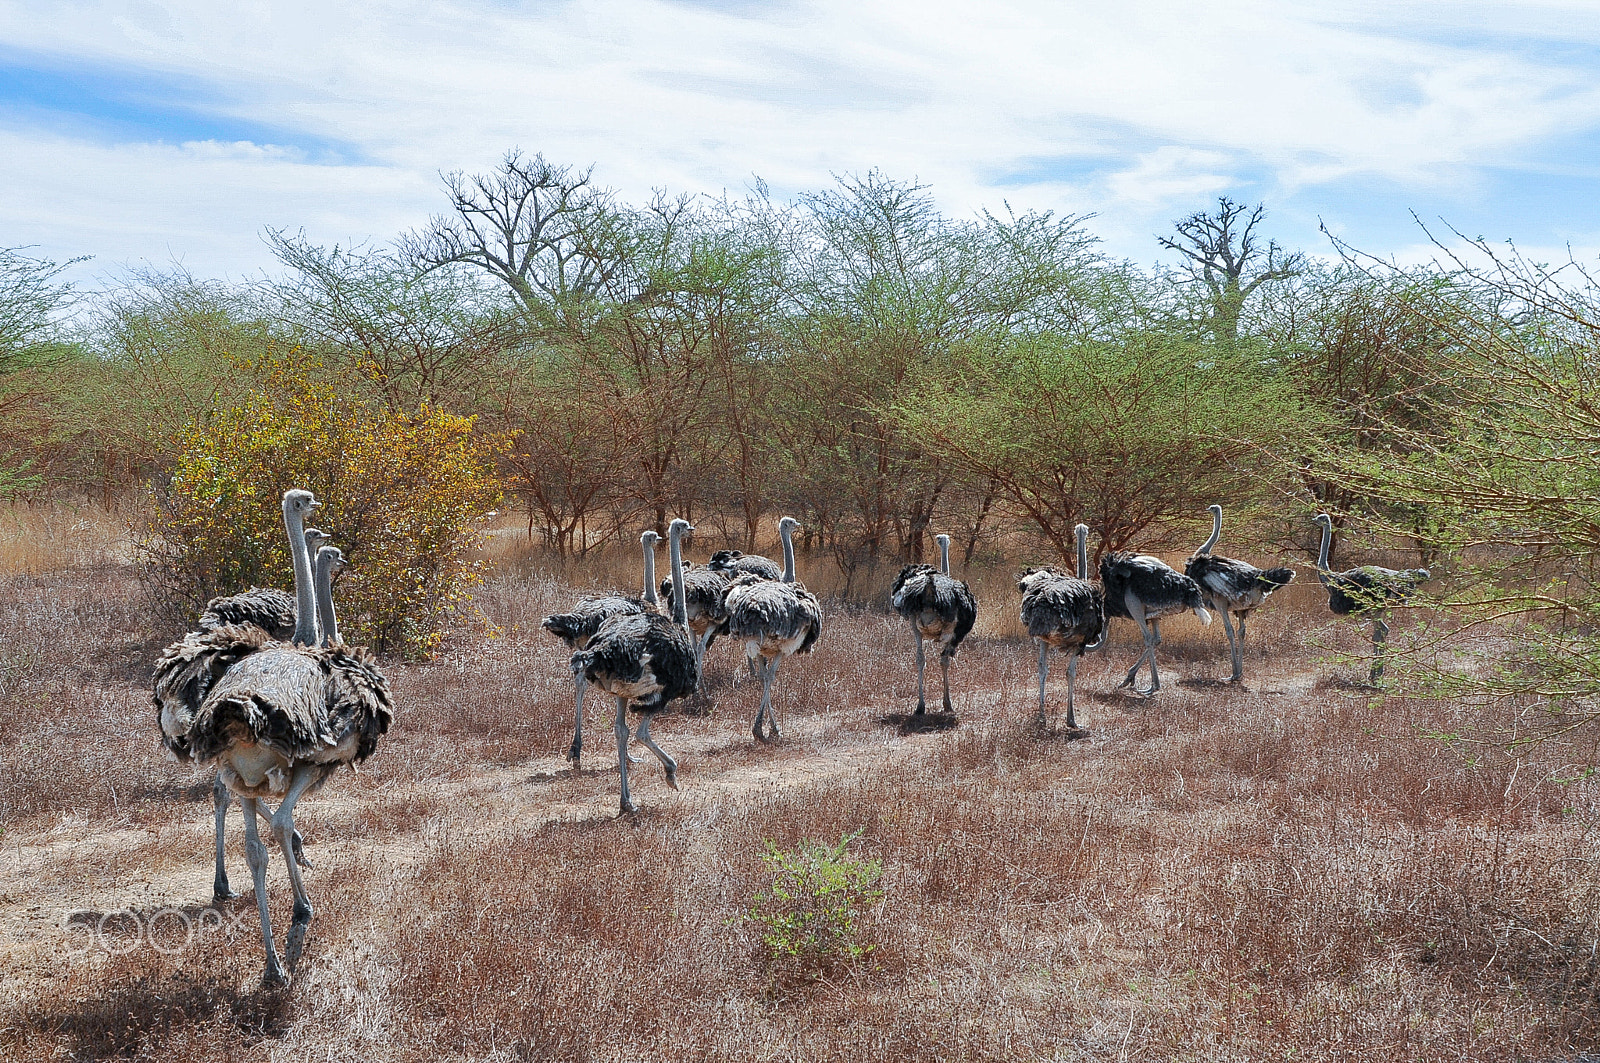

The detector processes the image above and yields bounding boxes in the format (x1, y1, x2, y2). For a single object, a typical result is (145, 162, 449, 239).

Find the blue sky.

(4, 0, 1600, 286)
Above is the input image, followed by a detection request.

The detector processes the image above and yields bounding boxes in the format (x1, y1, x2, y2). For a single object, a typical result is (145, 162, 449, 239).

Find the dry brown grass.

(0, 500, 131, 575)
(2, 555, 1598, 1062)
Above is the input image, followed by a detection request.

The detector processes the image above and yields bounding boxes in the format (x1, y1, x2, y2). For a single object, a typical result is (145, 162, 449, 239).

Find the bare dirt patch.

(2, 566, 1598, 1060)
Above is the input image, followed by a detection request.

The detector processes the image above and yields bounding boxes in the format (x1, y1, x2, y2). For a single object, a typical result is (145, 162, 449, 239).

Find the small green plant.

(746, 831, 884, 987)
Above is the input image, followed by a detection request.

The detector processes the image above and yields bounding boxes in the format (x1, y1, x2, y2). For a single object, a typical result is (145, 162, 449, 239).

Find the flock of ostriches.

(153, 491, 1430, 987)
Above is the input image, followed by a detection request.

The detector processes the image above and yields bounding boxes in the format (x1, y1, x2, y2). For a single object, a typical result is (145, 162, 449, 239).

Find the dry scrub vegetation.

(3, 542, 1600, 1061)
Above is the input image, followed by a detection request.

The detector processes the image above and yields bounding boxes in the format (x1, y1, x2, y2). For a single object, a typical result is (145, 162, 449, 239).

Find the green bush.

(746, 831, 884, 988)
(135, 350, 503, 657)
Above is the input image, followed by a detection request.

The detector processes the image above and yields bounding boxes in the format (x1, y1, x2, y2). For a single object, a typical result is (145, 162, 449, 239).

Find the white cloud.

(2, 0, 1600, 278)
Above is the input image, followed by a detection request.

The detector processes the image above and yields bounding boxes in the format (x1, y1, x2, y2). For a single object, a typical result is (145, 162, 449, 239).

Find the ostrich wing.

(1022, 576, 1105, 644)
(188, 645, 335, 764)
(199, 588, 297, 640)
(153, 624, 271, 760)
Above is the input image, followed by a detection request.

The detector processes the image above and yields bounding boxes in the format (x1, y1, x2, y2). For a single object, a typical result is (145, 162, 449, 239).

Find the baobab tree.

(1160, 197, 1303, 344)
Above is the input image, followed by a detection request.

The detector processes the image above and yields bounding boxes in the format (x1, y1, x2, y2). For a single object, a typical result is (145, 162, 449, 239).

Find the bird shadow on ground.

(878, 712, 961, 734)
(1315, 675, 1386, 695)
(526, 766, 614, 785)
(1178, 677, 1243, 690)
(1030, 722, 1090, 743)
(28, 971, 293, 1062)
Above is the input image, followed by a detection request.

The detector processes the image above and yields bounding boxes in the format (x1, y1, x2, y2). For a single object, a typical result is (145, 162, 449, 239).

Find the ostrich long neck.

(1076, 526, 1089, 581)
(780, 522, 796, 583)
(1316, 519, 1335, 586)
(314, 548, 339, 646)
(937, 536, 951, 576)
(285, 500, 317, 646)
(641, 536, 659, 607)
(1199, 509, 1221, 555)
(668, 525, 688, 627)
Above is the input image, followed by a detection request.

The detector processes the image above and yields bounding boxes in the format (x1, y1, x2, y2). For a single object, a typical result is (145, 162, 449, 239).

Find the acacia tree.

(267, 230, 522, 412)
(0, 247, 80, 494)
(1257, 265, 1466, 565)
(1160, 197, 1303, 344)
(776, 173, 1101, 576)
(900, 332, 1300, 562)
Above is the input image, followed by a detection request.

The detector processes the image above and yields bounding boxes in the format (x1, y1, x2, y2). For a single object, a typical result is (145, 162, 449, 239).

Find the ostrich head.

(1313, 513, 1333, 530)
(305, 527, 332, 553)
(282, 488, 320, 521)
(669, 518, 694, 539)
(778, 516, 801, 535)
(641, 530, 660, 547)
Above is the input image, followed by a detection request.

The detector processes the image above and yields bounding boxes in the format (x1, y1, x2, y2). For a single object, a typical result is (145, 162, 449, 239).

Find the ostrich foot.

(212, 884, 239, 904)
(566, 745, 582, 768)
(664, 767, 679, 790)
(290, 831, 313, 870)
(913, 702, 926, 716)
(619, 800, 638, 815)
(261, 964, 290, 989)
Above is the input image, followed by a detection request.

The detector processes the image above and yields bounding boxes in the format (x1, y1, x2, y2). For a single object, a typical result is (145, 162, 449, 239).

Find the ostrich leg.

(272, 763, 332, 972)
(1146, 620, 1164, 694)
(765, 659, 785, 742)
(615, 697, 636, 814)
(1036, 641, 1051, 728)
(571, 671, 638, 768)
(1065, 653, 1080, 730)
(635, 714, 678, 790)
(1237, 618, 1249, 682)
(913, 631, 928, 715)
(240, 797, 287, 987)
(939, 652, 953, 713)
(1119, 599, 1158, 693)
(212, 776, 238, 901)
(1371, 615, 1389, 684)
(567, 669, 587, 767)
(1218, 608, 1242, 683)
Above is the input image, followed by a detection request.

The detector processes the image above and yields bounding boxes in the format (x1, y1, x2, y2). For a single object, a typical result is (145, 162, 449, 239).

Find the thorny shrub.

(133, 349, 503, 656)
(745, 830, 885, 989)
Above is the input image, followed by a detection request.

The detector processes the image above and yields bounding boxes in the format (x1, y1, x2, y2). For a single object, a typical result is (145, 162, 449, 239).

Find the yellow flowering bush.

(137, 352, 503, 657)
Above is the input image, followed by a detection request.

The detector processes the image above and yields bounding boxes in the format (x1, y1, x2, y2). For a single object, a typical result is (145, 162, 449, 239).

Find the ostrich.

(661, 557, 730, 686)
(312, 544, 346, 645)
(572, 518, 699, 814)
(1313, 512, 1431, 684)
(208, 528, 330, 889)
(1018, 523, 1106, 730)
(890, 533, 977, 715)
(722, 516, 822, 742)
(197, 527, 330, 637)
(706, 548, 783, 582)
(1100, 543, 1212, 696)
(1184, 504, 1296, 684)
(155, 488, 393, 987)
(542, 530, 660, 768)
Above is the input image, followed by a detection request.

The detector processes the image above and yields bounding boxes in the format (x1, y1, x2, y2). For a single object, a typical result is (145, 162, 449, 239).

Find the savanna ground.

(2, 506, 1600, 1061)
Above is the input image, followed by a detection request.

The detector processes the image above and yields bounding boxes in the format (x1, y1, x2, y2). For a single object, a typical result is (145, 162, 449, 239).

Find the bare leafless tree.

(1160, 197, 1303, 343)
(401, 149, 629, 313)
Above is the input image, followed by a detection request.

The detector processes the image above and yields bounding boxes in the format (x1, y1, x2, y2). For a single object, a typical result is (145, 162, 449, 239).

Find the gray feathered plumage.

(706, 549, 782, 582)
(662, 561, 731, 660)
(723, 571, 822, 742)
(541, 596, 649, 649)
(1019, 527, 1106, 730)
(199, 587, 297, 640)
(1184, 506, 1296, 684)
(1100, 550, 1211, 695)
(891, 562, 977, 715)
